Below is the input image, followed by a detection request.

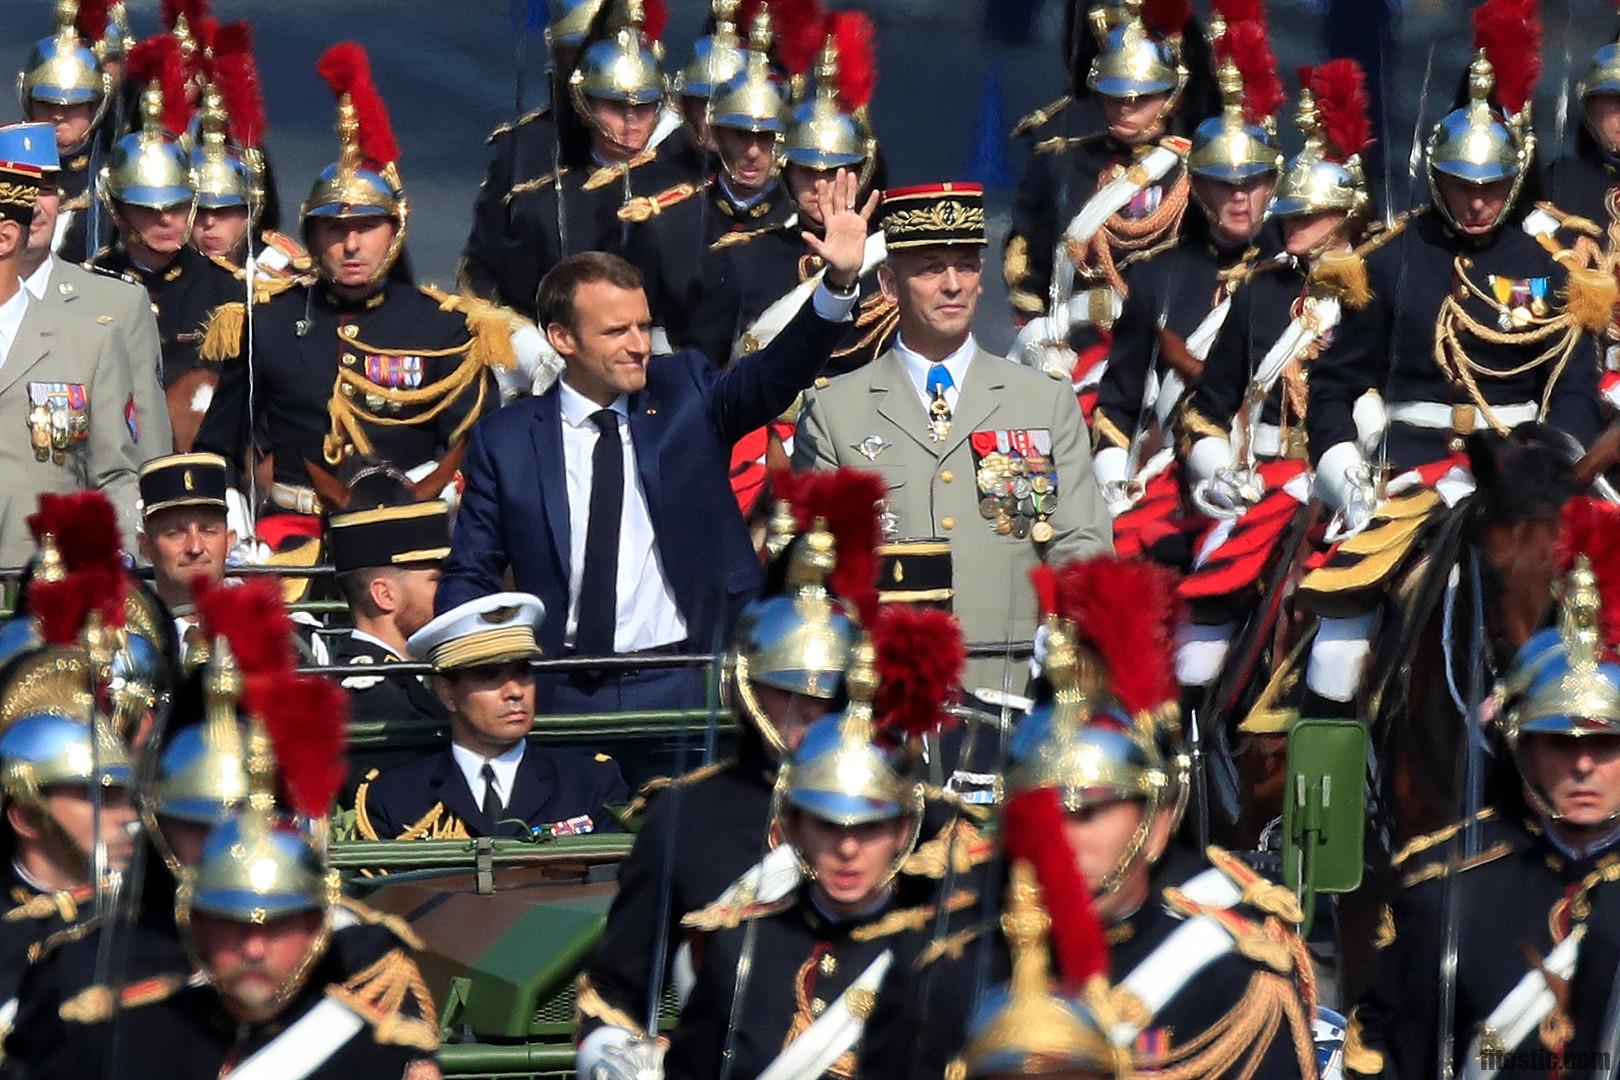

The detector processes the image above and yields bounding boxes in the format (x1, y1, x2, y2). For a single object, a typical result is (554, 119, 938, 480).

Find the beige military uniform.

(794, 344, 1114, 691)
(0, 296, 141, 565)
(32, 257, 171, 462)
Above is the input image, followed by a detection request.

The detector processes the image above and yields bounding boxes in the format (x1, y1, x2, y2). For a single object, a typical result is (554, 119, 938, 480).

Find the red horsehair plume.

(737, 0, 825, 74)
(641, 0, 669, 42)
(193, 578, 296, 715)
(126, 35, 190, 137)
(1472, 0, 1541, 118)
(1140, 0, 1191, 38)
(1558, 497, 1620, 648)
(1310, 59, 1372, 162)
(213, 22, 267, 148)
(827, 10, 877, 109)
(871, 605, 964, 741)
(1052, 557, 1181, 717)
(74, 0, 112, 42)
(261, 671, 349, 819)
(770, 467, 886, 626)
(1216, 19, 1285, 124)
(316, 43, 401, 169)
(1001, 787, 1111, 993)
(1212, 0, 1266, 28)
(24, 492, 127, 645)
(160, 0, 209, 33)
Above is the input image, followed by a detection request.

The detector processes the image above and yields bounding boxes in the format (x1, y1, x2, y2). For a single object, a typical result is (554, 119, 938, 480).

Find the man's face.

(1194, 174, 1276, 246)
(1587, 94, 1620, 153)
(311, 216, 396, 292)
(157, 815, 213, 869)
(27, 183, 61, 259)
(880, 247, 983, 349)
(588, 98, 660, 162)
(391, 566, 441, 641)
(1521, 733, 1620, 828)
(1437, 174, 1514, 236)
(28, 100, 96, 155)
(681, 96, 715, 151)
(192, 909, 323, 1022)
(786, 165, 838, 226)
(550, 279, 653, 405)
(437, 662, 535, 755)
(1281, 210, 1349, 257)
(43, 784, 136, 875)
(1102, 92, 1169, 146)
(750, 683, 832, 759)
(192, 206, 251, 260)
(1058, 796, 1173, 922)
(787, 811, 910, 911)
(715, 127, 777, 194)
(120, 202, 191, 262)
(139, 507, 233, 599)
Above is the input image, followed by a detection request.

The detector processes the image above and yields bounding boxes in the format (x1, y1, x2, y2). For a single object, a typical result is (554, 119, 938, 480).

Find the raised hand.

(802, 168, 880, 290)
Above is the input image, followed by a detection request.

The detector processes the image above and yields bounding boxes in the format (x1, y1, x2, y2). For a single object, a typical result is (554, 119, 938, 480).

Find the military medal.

(1031, 520, 1055, 543)
(928, 390, 952, 441)
(971, 428, 1060, 544)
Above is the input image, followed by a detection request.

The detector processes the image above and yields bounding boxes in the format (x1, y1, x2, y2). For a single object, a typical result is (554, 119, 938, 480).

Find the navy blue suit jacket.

(437, 301, 846, 654)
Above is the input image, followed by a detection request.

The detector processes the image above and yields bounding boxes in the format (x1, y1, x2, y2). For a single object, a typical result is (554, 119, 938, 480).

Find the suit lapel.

(938, 351, 1005, 460)
(46, 262, 79, 307)
(0, 299, 55, 401)
(504, 748, 555, 830)
(870, 352, 940, 458)
(531, 391, 572, 579)
(434, 751, 488, 835)
(626, 388, 662, 521)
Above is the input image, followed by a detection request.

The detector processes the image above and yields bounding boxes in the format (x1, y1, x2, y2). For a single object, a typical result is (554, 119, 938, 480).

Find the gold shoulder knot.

(336, 895, 426, 952)
(618, 181, 704, 224)
(4, 888, 82, 924)
(1009, 94, 1073, 139)
(1206, 846, 1305, 924)
(902, 819, 994, 879)
(1310, 249, 1371, 308)
(419, 284, 523, 371)
(59, 985, 115, 1024)
(327, 948, 440, 1051)
(1391, 808, 1496, 867)
(850, 889, 976, 942)
(487, 104, 549, 143)
(504, 170, 565, 205)
(1400, 838, 1512, 889)
(624, 760, 729, 819)
(709, 225, 779, 252)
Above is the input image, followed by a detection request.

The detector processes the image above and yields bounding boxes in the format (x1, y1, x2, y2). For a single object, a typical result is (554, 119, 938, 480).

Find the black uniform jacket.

(355, 741, 628, 841)
(1346, 809, 1618, 1079)
(1184, 254, 1313, 439)
(0, 860, 90, 1010)
(858, 847, 1315, 1080)
(333, 632, 449, 728)
(91, 246, 243, 389)
(193, 277, 499, 488)
(1306, 208, 1602, 470)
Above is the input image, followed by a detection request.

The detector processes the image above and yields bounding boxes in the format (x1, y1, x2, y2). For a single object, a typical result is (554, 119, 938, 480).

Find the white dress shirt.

(556, 378, 689, 652)
(451, 739, 525, 812)
(349, 628, 404, 658)
(0, 286, 30, 371)
(894, 332, 976, 414)
(21, 255, 54, 301)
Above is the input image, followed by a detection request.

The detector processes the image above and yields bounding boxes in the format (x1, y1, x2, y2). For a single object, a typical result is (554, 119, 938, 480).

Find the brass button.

(1460, 256, 1473, 269)
(810, 998, 827, 1017)
(941, 516, 955, 530)
(342, 352, 359, 367)
(939, 469, 954, 483)
(341, 324, 359, 339)
(819, 954, 837, 975)
(341, 383, 355, 397)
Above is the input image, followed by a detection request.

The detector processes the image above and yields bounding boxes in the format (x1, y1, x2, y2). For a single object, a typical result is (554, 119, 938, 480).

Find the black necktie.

(576, 408, 622, 656)
(481, 762, 501, 825)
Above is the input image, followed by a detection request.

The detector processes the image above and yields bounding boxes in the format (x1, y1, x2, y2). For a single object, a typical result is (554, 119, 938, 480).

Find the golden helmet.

(782, 22, 878, 176)
(190, 83, 260, 216)
(17, 0, 110, 123)
(569, 0, 667, 108)
(546, 0, 611, 51)
(1086, 0, 1186, 103)
(1272, 61, 1371, 222)
(0, 646, 130, 806)
(102, 35, 194, 211)
(676, 0, 745, 103)
(709, 6, 790, 136)
(1579, 37, 1620, 152)
(1186, 18, 1283, 184)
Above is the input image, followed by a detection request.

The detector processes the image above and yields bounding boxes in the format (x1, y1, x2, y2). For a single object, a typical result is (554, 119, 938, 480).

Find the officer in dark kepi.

(327, 496, 452, 727)
(135, 452, 235, 655)
(355, 592, 628, 842)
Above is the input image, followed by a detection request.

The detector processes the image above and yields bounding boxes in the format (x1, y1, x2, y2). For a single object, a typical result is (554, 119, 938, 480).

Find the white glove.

(1184, 435, 1235, 487)
(1351, 391, 1386, 455)
(588, 1035, 665, 1080)
(223, 487, 269, 565)
(1009, 314, 1076, 381)
(1314, 441, 1378, 536)
(1091, 445, 1137, 517)
(1192, 466, 1265, 520)
(499, 323, 564, 402)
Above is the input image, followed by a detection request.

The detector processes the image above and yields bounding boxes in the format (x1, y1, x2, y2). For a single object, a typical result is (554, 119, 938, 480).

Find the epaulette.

(1010, 94, 1073, 139)
(198, 275, 308, 363)
(503, 168, 566, 205)
(914, 923, 986, 970)
(1565, 852, 1620, 922)
(1391, 807, 1496, 867)
(1531, 200, 1604, 239)
(901, 820, 994, 879)
(1161, 888, 1298, 974)
(1399, 839, 1513, 889)
(335, 895, 426, 952)
(582, 150, 658, 193)
(709, 222, 789, 252)
(850, 889, 977, 942)
(1524, 218, 1618, 333)
(682, 890, 796, 932)
(326, 948, 439, 1051)
(418, 283, 524, 371)
(623, 759, 730, 819)
(1205, 846, 1305, 924)
(486, 104, 550, 144)
(85, 262, 139, 287)
(4, 884, 90, 925)
(619, 179, 708, 224)
(60, 973, 191, 1023)
(30, 913, 100, 965)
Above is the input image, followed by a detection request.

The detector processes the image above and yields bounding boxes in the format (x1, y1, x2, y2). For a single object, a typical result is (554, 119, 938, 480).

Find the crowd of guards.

(4, 0, 1620, 1076)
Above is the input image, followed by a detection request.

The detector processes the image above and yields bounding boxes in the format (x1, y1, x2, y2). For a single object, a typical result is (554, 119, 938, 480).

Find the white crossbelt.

(1110, 867, 1245, 1045)
(220, 996, 367, 1080)
(1461, 924, 1584, 1080)
(673, 844, 803, 1009)
(731, 228, 885, 361)
(1387, 400, 1539, 430)
(1150, 297, 1231, 427)
(754, 950, 892, 1080)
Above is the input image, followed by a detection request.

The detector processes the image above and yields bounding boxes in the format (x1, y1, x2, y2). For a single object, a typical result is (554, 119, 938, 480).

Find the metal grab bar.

(330, 834, 633, 871)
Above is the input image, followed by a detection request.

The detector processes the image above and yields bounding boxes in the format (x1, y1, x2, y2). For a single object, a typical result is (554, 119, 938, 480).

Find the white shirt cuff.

(810, 280, 858, 323)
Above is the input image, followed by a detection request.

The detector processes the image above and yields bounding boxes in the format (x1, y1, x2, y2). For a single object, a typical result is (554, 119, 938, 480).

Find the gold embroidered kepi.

(878, 182, 987, 250)
(0, 159, 43, 226)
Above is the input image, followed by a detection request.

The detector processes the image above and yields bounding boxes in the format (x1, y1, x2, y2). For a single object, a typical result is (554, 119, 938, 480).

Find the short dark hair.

(336, 566, 397, 618)
(536, 251, 644, 331)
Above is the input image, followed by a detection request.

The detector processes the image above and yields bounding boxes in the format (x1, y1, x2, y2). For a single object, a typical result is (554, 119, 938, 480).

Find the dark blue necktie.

(576, 409, 622, 656)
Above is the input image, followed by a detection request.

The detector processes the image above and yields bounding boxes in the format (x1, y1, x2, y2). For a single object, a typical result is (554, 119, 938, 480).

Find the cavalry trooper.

(1004, 0, 1194, 406)
(193, 42, 505, 557)
(1344, 524, 1620, 1077)
(1090, 10, 1282, 554)
(1171, 60, 1375, 700)
(620, 6, 797, 351)
(669, 0, 748, 165)
(0, 644, 134, 1014)
(17, 0, 113, 264)
(134, 452, 235, 655)
(327, 492, 452, 727)
(466, 0, 683, 320)
(686, 16, 895, 374)
(1299, 1, 1605, 714)
(6, 121, 170, 464)
(574, 468, 880, 1072)
(89, 34, 240, 449)
(649, 603, 967, 1080)
(356, 592, 628, 841)
(859, 557, 1316, 1080)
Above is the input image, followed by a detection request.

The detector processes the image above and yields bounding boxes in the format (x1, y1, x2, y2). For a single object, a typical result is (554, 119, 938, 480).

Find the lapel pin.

(854, 435, 891, 462)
